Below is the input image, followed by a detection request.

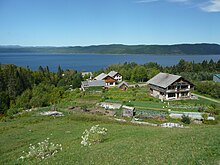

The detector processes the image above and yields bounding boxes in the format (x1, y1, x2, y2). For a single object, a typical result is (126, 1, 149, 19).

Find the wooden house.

(108, 71, 123, 82)
(94, 73, 116, 87)
(147, 73, 194, 100)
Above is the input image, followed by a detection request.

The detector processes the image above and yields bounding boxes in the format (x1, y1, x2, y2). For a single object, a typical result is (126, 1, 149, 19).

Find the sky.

(0, 0, 220, 46)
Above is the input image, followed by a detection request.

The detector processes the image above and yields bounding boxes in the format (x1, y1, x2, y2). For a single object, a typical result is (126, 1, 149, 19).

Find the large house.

(147, 73, 194, 100)
(213, 74, 220, 82)
(94, 71, 123, 87)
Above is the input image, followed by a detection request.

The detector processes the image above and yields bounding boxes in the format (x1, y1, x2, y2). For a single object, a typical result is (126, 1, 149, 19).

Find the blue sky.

(0, 0, 220, 46)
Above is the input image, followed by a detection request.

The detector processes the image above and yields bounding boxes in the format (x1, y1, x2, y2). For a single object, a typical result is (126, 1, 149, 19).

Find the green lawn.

(0, 112, 220, 165)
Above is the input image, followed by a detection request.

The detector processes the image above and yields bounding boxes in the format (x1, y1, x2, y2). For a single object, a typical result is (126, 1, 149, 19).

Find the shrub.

(18, 138, 62, 161)
(81, 125, 108, 146)
(203, 120, 218, 125)
(202, 113, 208, 121)
(181, 115, 191, 124)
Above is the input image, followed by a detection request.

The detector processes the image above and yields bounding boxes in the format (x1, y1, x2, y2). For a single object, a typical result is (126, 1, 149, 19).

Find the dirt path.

(192, 93, 220, 104)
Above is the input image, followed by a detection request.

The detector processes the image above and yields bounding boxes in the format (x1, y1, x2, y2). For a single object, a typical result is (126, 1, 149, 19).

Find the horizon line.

(0, 42, 219, 47)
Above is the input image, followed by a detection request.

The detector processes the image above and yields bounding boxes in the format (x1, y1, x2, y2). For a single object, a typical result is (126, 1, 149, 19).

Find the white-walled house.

(147, 73, 194, 100)
(108, 71, 123, 82)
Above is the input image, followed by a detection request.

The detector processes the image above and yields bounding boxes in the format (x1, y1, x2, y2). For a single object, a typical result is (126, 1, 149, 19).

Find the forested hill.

(1, 43, 220, 55)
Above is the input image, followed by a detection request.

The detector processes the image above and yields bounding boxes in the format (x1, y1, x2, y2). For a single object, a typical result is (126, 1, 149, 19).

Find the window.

(168, 93, 175, 98)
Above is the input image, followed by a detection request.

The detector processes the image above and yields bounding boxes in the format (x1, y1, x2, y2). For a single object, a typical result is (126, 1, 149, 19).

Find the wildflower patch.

(81, 125, 108, 146)
(18, 138, 62, 161)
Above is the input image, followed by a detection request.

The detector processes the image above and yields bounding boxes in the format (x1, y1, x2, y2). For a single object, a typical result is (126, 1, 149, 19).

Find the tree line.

(97, 59, 220, 82)
(0, 59, 219, 115)
(0, 64, 82, 115)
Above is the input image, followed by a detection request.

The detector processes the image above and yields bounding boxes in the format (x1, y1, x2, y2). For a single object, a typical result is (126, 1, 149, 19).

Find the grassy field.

(1, 87, 219, 164)
(0, 111, 220, 165)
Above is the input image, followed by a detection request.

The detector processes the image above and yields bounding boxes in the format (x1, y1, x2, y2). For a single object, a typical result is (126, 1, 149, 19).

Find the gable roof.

(108, 71, 119, 77)
(147, 72, 181, 88)
(94, 73, 108, 80)
(118, 81, 129, 88)
(82, 80, 105, 87)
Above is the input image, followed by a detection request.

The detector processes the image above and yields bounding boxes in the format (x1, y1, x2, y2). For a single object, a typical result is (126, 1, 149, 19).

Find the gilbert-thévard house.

(81, 71, 123, 90)
(94, 71, 123, 87)
(147, 73, 194, 100)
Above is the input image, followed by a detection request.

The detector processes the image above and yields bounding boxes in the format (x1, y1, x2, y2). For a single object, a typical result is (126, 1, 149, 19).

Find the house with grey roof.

(81, 80, 105, 91)
(108, 71, 123, 82)
(94, 73, 108, 81)
(94, 72, 116, 87)
(93, 71, 123, 87)
(213, 74, 220, 82)
(147, 73, 194, 100)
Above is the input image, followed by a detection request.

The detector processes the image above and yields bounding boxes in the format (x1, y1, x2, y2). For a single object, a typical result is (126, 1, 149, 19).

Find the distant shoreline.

(0, 52, 220, 56)
(1, 43, 220, 55)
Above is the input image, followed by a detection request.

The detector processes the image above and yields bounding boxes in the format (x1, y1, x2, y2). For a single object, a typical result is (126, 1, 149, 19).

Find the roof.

(108, 71, 118, 77)
(118, 81, 129, 88)
(94, 73, 108, 80)
(147, 72, 181, 88)
(82, 80, 105, 87)
(122, 105, 135, 110)
(214, 74, 220, 79)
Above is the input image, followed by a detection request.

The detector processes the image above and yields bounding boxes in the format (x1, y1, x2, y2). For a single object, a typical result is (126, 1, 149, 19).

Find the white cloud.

(201, 0, 220, 12)
(135, 0, 190, 4)
(168, 0, 190, 2)
(135, 0, 159, 3)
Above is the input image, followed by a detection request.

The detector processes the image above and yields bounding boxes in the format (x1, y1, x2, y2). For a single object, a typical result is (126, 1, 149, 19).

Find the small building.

(108, 71, 123, 82)
(118, 81, 129, 90)
(147, 72, 194, 100)
(81, 80, 105, 91)
(122, 105, 135, 117)
(94, 73, 116, 87)
(213, 74, 220, 82)
(99, 102, 121, 110)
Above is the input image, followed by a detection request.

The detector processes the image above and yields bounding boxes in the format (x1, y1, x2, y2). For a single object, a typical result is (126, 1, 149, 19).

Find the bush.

(181, 115, 191, 124)
(81, 125, 108, 146)
(18, 138, 62, 162)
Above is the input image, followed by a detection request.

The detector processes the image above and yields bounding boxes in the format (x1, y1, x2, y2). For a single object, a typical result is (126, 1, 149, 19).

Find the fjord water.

(0, 53, 219, 72)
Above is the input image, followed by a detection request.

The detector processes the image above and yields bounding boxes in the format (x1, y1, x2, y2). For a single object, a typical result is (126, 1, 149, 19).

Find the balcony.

(166, 88, 190, 93)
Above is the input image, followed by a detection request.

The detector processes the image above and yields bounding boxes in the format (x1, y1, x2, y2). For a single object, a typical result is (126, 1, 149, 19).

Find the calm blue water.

(0, 53, 219, 72)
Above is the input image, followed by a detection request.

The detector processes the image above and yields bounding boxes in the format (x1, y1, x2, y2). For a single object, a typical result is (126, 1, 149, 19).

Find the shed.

(122, 105, 135, 117)
(99, 102, 121, 110)
(118, 81, 129, 90)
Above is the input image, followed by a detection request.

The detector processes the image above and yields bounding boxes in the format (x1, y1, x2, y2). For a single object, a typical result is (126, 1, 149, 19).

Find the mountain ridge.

(0, 43, 220, 55)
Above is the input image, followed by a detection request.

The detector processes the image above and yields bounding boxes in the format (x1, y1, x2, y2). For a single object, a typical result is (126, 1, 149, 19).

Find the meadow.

(1, 87, 220, 164)
(0, 111, 220, 165)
